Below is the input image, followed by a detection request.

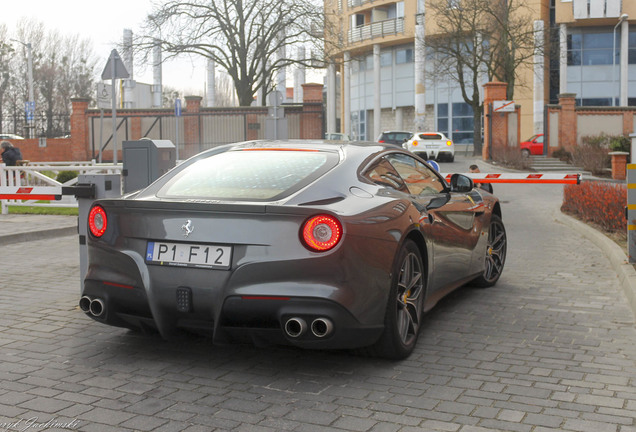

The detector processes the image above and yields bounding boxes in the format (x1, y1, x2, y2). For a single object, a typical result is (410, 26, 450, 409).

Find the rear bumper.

(80, 282, 384, 349)
(411, 149, 454, 160)
(81, 240, 391, 350)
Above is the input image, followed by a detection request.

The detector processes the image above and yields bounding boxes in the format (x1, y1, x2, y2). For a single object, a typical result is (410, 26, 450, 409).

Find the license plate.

(426, 145, 438, 149)
(146, 241, 232, 269)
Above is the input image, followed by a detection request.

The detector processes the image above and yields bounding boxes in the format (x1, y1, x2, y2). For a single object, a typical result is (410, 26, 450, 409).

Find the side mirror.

(449, 174, 474, 193)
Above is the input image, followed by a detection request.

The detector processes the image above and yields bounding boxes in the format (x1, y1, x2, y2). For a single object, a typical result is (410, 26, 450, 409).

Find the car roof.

(221, 139, 387, 152)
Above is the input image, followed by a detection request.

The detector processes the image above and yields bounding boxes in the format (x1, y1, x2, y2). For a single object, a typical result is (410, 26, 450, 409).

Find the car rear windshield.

(418, 133, 443, 140)
(383, 132, 412, 141)
(157, 149, 338, 200)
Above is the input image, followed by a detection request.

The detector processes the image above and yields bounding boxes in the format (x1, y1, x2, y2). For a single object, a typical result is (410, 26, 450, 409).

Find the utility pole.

(11, 39, 35, 138)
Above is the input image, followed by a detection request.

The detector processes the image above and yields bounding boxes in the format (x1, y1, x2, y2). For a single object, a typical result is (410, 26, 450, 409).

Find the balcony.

(347, 17, 405, 43)
(348, 0, 373, 7)
(573, 0, 621, 19)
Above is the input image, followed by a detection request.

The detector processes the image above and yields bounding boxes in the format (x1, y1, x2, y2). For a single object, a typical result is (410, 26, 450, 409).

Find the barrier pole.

(627, 164, 636, 263)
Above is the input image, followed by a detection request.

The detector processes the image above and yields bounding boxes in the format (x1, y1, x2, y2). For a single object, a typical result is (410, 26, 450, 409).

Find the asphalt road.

(0, 155, 634, 432)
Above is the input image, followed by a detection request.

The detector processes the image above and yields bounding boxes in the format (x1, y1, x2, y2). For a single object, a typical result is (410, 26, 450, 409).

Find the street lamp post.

(612, 14, 628, 107)
(11, 39, 35, 138)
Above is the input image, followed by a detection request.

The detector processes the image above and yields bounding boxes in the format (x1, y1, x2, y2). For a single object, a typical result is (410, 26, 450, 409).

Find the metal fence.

(1, 112, 70, 139)
(88, 107, 325, 160)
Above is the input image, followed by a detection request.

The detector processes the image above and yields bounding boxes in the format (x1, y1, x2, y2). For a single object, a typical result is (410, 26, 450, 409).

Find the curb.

(555, 210, 636, 317)
(0, 226, 77, 246)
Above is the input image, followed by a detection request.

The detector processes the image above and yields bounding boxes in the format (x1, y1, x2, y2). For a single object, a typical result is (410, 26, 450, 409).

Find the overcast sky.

(3, 0, 211, 94)
(4, 0, 324, 101)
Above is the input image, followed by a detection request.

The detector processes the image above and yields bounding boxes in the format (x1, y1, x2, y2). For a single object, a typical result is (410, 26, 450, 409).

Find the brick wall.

(547, 94, 636, 154)
(9, 87, 325, 163)
(300, 84, 324, 139)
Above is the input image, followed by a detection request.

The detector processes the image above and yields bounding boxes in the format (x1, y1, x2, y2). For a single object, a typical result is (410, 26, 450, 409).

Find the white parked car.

(325, 133, 350, 141)
(403, 132, 455, 162)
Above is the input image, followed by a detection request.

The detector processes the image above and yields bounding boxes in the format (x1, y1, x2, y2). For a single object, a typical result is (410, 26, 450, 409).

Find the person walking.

(468, 164, 493, 194)
(1, 141, 23, 166)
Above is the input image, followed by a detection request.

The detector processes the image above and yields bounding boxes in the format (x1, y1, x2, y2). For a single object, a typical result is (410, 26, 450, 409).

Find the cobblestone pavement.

(0, 158, 634, 432)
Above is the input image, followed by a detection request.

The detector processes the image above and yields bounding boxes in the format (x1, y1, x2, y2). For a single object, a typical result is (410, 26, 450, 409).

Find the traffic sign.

(175, 98, 182, 117)
(493, 101, 515, 112)
(101, 49, 129, 80)
(25, 101, 35, 121)
(96, 83, 111, 109)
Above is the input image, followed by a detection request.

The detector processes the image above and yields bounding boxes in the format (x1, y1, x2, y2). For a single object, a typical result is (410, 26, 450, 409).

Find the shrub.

(561, 181, 626, 233)
(491, 145, 531, 170)
(571, 143, 610, 176)
(56, 170, 79, 184)
(609, 135, 631, 153)
(551, 147, 571, 162)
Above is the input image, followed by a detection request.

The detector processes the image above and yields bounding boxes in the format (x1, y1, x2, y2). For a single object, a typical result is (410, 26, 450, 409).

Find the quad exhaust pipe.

(79, 296, 105, 317)
(284, 317, 307, 338)
(311, 318, 333, 338)
(283, 317, 334, 338)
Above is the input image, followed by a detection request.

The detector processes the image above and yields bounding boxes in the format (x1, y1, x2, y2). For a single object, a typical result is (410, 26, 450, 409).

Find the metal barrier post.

(628, 165, 636, 263)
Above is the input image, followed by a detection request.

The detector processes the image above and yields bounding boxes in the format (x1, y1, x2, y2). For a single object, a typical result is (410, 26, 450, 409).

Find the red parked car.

(520, 134, 544, 156)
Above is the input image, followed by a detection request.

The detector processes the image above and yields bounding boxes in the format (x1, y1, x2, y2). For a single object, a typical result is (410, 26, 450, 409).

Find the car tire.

(472, 214, 507, 288)
(448, 154, 455, 162)
(368, 240, 425, 359)
(521, 149, 530, 158)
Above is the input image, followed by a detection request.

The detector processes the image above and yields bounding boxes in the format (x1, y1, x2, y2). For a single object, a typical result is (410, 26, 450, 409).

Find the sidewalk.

(0, 214, 77, 246)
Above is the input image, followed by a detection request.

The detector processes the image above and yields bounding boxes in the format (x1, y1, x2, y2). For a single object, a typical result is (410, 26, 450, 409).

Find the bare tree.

(139, 0, 324, 107)
(6, 19, 98, 137)
(0, 25, 15, 134)
(424, 0, 539, 154)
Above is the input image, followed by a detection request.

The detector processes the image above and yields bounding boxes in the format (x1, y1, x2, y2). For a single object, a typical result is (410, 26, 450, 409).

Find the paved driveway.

(0, 156, 634, 432)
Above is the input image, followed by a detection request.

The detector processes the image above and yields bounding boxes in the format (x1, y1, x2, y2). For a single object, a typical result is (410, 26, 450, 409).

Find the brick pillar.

(184, 96, 202, 158)
(623, 109, 634, 136)
(482, 82, 508, 160)
(301, 83, 324, 139)
(70, 98, 91, 161)
(130, 117, 142, 140)
(610, 151, 629, 180)
(558, 93, 577, 153)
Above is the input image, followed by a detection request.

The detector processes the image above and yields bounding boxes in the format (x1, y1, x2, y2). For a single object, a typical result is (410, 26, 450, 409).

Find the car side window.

(385, 153, 446, 195)
(363, 157, 409, 193)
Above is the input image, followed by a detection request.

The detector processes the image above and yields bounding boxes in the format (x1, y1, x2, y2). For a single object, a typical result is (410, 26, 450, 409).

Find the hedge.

(561, 181, 626, 233)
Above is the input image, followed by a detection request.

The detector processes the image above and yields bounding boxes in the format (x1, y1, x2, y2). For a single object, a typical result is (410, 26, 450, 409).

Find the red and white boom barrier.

(0, 186, 62, 201)
(443, 172, 582, 185)
(0, 173, 581, 202)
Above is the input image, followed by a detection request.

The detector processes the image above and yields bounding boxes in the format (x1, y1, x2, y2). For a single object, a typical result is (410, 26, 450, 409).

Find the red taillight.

(412, 140, 419, 146)
(302, 214, 342, 252)
(378, 140, 385, 143)
(88, 205, 107, 237)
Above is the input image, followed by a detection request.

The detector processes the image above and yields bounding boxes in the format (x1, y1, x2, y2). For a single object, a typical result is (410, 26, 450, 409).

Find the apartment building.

(324, 0, 634, 145)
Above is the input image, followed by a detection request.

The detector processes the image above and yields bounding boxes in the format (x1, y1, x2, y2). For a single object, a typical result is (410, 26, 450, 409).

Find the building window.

(578, 98, 612, 106)
(451, 103, 474, 144)
(351, 14, 364, 28)
(437, 103, 448, 135)
(396, 48, 413, 64)
(568, 31, 616, 66)
(358, 110, 366, 140)
(629, 32, 636, 64)
(567, 33, 582, 65)
(381, 52, 392, 67)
